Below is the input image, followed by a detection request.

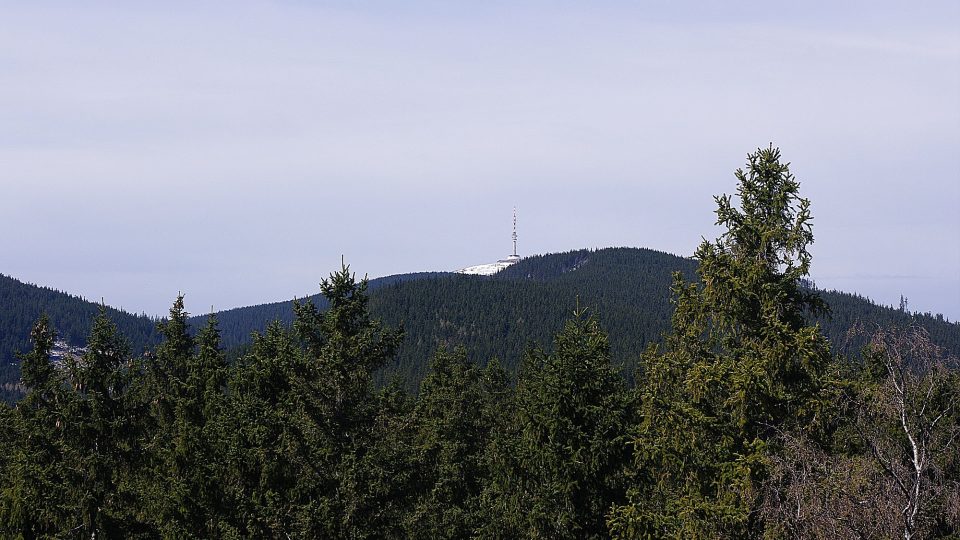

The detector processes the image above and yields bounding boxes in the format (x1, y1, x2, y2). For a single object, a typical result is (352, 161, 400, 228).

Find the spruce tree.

(188, 313, 229, 535)
(146, 300, 230, 538)
(20, 314, 56, 394)
(60, 308, 143, 536)
(0, 315, 73, 536)
(151, 295, 194, 422)
(140, 296, 191, 535)
(405, 348, 503, 538)
(484, 310, 632, 539)
(221, 264, 403, 538)
(290, 264, 403, 536)
(220, 320, 302, 537)
(609, 146, 832, 538)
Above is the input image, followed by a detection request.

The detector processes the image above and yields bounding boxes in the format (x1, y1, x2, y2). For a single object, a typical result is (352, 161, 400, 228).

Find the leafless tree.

(857, 325, 960, 539)
(761, 325, 959, 539)
(761, 429, 900, 539)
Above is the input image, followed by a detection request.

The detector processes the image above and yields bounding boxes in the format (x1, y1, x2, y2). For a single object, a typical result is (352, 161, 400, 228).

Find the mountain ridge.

(0, 273, 162, 401)
(3, 247, 958, 401)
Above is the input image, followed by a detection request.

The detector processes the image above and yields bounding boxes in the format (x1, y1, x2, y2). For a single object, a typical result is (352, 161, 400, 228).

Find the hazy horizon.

(2, 1, 958, 320)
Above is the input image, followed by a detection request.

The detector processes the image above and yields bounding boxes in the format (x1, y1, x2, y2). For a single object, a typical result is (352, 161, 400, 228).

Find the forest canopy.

(1, 146, 957, 539)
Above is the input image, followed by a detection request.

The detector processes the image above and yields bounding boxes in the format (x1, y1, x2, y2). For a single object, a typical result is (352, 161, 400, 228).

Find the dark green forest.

(176, 248, 960, 393)
(0, 276, 161, 403)
(1, 147, 958, 538)
(5, 247, 958, 404)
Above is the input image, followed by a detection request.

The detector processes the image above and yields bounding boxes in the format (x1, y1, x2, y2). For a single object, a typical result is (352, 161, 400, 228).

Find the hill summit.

(456, 207, 522, 275)
(455, 254, 521, 276)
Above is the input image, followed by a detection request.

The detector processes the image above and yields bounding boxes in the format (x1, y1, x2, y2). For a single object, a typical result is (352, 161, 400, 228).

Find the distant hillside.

(0, 274, 161, 402)
(4, 248, 958, 401)
(814, 288, 959, 357)
(189, 247, 960, 391)
(195, 272, 450, 351)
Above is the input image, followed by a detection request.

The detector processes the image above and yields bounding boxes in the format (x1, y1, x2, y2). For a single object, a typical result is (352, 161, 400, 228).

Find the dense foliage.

(3, 252, 958, 404)
(1, 146, 957, 538)
(610, 146, 835, 537)
(190, 248, 959, 394)
(0, 275, 160, 402)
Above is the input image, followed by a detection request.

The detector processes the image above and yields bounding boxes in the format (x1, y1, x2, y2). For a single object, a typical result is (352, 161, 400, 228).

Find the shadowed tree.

(145, 298, 231, 538)
(220, 264, 403, 538)
(0, 315, 74, 536)
(219, 320, 302, 537)
(484, 309, 633, 539)
(59, 308, 145, 537)
(404, 347, 508, 538)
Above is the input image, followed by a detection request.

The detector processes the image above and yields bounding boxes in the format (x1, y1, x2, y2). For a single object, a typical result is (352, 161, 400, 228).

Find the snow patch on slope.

(456, 255, 521, 276)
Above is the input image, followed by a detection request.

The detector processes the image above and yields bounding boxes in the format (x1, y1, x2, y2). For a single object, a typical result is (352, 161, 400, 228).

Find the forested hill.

(0, 274, 161, 402)
(4, 249, 959, 402)
(369, 248, 698, 386)
(187, 247, 960, 390)
(7, 149, 957, 537)
(193, 272, 449, 351)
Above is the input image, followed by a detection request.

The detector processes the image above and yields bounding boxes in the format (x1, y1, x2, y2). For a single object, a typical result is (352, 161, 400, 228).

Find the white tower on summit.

(500, 207, 521, 263)
(456, 207, 522, 275)
(512, 207, 518, 257)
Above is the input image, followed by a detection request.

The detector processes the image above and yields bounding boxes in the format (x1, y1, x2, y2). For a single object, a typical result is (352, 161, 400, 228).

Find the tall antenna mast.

(512, 207, 518, 257)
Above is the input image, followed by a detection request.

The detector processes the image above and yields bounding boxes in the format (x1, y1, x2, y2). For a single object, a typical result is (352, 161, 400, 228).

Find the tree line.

(5, 241, 958, 406)
(0, 275, 161, 403)
(1, 146, 957, 538)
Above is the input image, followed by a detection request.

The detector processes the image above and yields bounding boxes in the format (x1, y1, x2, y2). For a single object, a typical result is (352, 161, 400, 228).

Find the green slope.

(189, 247, 960, 392)
(0, 273, 161, 402)
(192, 271, 449, 351)
(4, 247, 958, 401)
(365, 248, 697, 387)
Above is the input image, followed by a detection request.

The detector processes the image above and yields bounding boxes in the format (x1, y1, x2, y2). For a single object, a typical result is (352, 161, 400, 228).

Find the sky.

(1, 1, 958, 321)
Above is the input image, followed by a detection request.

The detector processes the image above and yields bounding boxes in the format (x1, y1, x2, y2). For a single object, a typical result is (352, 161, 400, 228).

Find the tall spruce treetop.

(704, 145, 826, 337)
(192, 312, 227, 415)
(155, 295, 194, 377)
(76, 307, 133, 400)
(63, 307, 139, 536)
(223, 263, 405, 537)
(1, 314, 72, 537)
(294, 264, 403, 416)
(610, 146, 833, 539)
(682, 144, 829, 431)
(19, 314, 56, 400)
(148, 295, 194, 430)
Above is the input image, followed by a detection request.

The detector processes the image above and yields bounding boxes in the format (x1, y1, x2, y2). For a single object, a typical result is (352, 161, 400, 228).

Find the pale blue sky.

(2, 1, 958, 320)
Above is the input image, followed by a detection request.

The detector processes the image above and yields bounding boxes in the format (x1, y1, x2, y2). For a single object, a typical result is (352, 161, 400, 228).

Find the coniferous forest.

(1, 147, 958, 538)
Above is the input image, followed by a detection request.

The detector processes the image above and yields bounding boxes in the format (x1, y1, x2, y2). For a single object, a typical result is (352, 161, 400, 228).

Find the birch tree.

(858, 325, 960, 539)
